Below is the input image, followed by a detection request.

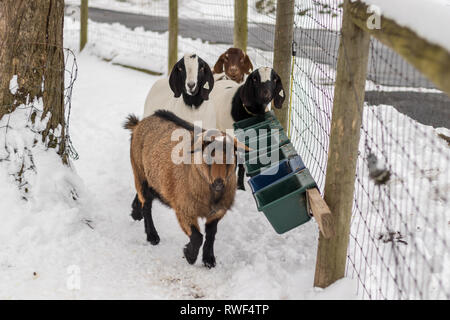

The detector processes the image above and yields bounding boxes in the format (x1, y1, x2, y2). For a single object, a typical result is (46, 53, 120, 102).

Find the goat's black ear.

(169, 61, 183, 98)
(240, 73, 255, 106)
(213, 53, 225, 74)
(273, 72, 285, 109)
(200, 60, 214, 101)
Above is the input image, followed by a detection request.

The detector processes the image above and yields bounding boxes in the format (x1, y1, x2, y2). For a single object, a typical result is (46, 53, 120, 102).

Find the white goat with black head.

(209, 67, 286, 190)
(143, 53, 215, 128)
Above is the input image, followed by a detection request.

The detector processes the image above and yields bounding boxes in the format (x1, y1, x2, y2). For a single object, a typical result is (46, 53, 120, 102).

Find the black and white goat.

(143, 53, 215, 128)
(209, 67, 285, 189)
(211, 67, 285, 131)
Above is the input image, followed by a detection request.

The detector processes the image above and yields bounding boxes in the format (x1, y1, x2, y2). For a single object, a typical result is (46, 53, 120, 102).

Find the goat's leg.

(131, 194, 143, 221)
(237, 164, 246, 190)
(183, 225, 203, 265)
(142, 193, 160, 245)
(202, 218, 219, 268)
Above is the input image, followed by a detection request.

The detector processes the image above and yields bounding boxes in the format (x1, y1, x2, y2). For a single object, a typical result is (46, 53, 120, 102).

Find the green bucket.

(244, 143, 298, 177)
(233, 110, 276, 130)
(254, 168, 317, 234)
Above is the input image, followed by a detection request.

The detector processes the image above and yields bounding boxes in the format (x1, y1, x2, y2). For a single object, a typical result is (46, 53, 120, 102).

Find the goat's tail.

(123, 114, 140, 131)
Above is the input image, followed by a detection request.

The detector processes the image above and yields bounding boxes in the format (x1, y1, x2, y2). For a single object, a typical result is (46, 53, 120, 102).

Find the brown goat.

(124, 110, 246, 268)
(213, 48, 253, 83)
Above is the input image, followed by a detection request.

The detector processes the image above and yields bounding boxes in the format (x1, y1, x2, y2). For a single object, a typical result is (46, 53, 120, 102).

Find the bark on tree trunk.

(0, 0, 67, 163)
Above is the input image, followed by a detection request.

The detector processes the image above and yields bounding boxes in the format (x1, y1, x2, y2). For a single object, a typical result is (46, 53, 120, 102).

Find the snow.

(0, 52, 359, 299)
(63, 16, 274, 75)
(3, 2, 448, 300)
(66, 0, 276, 25)
(357, 0, 450, 53)
(9, 75, 18, 95)
(349, 104, 450, 299)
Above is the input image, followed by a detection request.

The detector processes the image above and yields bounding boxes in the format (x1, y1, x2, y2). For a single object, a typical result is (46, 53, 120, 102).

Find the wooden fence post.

(80, 0, 88, 52)
(313, 0, 370, 288)
(234, 0, 248, 52)
(272, 0, 295, 131)
(168, 0, 178, 73)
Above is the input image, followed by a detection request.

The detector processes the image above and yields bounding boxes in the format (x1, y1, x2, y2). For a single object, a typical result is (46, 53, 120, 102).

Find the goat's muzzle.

(211, 178, 225, 193)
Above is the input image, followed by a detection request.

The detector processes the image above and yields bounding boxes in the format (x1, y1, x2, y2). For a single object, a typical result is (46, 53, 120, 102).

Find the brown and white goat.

(124, 110, 246, 268)
(213, 48, 253, 84)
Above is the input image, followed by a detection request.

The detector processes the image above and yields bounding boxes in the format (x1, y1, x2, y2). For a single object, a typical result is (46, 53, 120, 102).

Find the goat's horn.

(233, 137, 251, 152)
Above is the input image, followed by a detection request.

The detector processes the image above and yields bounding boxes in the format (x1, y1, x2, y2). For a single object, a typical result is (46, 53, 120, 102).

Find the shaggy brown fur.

(213, 48, 253, 83)
(124, 111, 245, 267)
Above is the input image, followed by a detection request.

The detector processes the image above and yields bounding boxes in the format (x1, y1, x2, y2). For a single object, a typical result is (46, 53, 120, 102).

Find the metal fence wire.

(292, 0, 449, 300)
(0, 46, 79, 184)
(63, 0, 449, 300)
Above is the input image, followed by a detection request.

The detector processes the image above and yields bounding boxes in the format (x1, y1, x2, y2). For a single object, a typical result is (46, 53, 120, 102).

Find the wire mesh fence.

(291, 0, 449, 299)
(62, 0, 450, 299)
(0, 45, 78, 194)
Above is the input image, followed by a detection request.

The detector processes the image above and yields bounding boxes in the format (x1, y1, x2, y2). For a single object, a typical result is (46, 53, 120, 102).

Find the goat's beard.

(209, 186, 225, 204)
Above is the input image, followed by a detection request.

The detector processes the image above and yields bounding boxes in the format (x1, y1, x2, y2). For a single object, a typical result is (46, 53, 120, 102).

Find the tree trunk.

(273, 0, 295, 130)
(0, 0, 67, 163)
(234, 0, 248, 52)
(313, 0, 370, 288)
(168, 0, 178, 73)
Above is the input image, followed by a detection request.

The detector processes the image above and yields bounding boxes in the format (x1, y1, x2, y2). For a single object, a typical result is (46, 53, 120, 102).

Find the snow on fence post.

(348, 1, 450, 96)
(80, 0, 88, 52)
(313, 0, 370, 289)
(168, 0, 178, 73)
(272, 0, 295, 131)
(233, 0, 248, 52)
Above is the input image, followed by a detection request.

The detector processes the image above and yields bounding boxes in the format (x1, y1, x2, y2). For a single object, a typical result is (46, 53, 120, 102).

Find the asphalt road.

(77, 7, 450, 129)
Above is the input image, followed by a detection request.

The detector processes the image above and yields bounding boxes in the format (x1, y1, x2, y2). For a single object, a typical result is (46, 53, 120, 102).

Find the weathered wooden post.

(80, 0, 88, 52)
(234, 0, 248, 52)
(313, 0, 370, 288)
(272, 0, 295, 131)
(168, 0, 178, 73)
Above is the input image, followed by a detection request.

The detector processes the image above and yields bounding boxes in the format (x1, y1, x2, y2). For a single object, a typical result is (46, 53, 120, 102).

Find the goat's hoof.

(203, 256, 216, 269)
(183, 245, 198, 265)
(131, 210, 143, 221)
(147, 233, 160, 245)
(237, 184, 246, 191)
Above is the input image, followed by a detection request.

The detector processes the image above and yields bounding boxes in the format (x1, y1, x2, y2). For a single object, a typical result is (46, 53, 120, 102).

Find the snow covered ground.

(0, 50, 359, 299)
(358, 0, 450, 53)
(66, 0, 276, 24)
(2, 2, 449, 300)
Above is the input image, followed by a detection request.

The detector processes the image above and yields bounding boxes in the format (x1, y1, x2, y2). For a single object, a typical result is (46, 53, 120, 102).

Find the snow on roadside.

(358, 0, 450, 53)
(65, 0, 276, 25)
(63, 16, 274, 75)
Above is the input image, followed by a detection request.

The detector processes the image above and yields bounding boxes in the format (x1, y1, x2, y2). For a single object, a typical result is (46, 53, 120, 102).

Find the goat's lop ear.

(240, 73, 255, 107)
(243, 53, 253, 75)
(273, 71, 285, 109)
(213, 53, 226, 74)
(169, 60, 183, 98)
(200, 60, 214, 101)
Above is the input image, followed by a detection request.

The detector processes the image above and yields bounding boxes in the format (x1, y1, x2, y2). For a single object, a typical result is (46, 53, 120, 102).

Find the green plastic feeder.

(244, 143, 298, 177)
(233, 110, 276, 130)
(242, 118, 283, 132)
(254, 168, 317, 234)
(244, 129, 289, 149)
